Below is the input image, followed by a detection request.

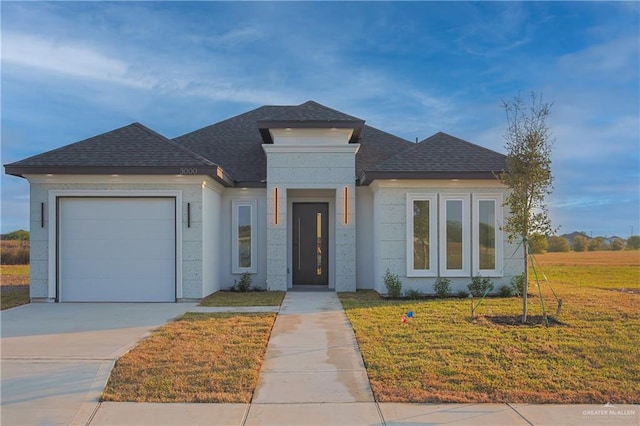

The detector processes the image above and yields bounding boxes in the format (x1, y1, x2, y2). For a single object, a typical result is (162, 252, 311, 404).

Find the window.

(473, 194, 503, 276)
(439, 194, 470, 276)
(232, 200, 257, 273)
(406, 194, 437, 277)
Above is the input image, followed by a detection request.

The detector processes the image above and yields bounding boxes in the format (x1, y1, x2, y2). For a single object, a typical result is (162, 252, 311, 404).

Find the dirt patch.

(485, 315, 567, 327)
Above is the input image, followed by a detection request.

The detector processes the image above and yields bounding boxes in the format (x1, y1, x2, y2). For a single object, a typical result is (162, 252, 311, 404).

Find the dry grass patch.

(200, 290, 285, 307)
(1, 265, 30, 310)
(340, 253, 640, 404)
(102, 312, 276, 403)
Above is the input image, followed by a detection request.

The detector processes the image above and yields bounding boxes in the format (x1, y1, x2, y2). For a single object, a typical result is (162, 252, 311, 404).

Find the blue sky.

(1, 1, 639, 237)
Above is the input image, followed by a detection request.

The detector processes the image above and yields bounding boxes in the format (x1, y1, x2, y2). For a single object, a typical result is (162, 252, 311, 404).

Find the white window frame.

(472, 194, 504, 277)
(232, 199, 257, 274)
(439, 194, 471, 277)
(406, 194, 438, 277)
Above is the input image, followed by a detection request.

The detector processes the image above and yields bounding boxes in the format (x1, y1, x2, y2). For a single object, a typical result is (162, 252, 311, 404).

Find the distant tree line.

(528, 233, 640, 254)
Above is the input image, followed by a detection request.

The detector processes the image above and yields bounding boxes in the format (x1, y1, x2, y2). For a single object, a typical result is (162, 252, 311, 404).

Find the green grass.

(340, 252, 640, 404)
(102, 312, 276, 403)
(200, 290, 285, 307)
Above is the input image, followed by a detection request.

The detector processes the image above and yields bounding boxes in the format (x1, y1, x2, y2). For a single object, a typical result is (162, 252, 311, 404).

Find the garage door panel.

(59, 198, 176, 302)
(62, 219, 174, 242)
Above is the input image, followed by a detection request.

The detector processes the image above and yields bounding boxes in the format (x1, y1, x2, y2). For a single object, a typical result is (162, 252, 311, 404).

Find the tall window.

(232, 200, 257, 273)
(439, 194, 470, 276)
(473, 194, 503, 276)
(406, 194, 437, 277)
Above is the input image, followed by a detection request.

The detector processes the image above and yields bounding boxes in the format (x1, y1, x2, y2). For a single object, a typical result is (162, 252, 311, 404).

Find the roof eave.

(4, 165, 235, 187)
(258, 120, 365, 144)
(358, 170, 502, 185)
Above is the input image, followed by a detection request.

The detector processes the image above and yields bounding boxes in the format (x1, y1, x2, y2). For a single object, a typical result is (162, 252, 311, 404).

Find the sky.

(1, 1, 639, 238)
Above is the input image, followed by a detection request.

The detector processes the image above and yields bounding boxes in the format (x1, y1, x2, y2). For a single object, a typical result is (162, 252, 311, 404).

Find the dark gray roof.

(5, 101, 507, 187)
(4, 123, 232, 184)
(257, 101, 364, 144)
(360, 132, 506, 183)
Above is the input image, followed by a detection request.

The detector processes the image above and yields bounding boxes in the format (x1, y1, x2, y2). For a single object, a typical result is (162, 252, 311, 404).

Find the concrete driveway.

(1, 302, 195, 425)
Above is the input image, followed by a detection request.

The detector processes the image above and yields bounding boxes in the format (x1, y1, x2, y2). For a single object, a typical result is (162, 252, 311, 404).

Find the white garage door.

(59, 197, 176, 302)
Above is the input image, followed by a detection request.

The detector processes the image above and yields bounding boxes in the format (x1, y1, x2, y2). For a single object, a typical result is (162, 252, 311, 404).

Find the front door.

(292, 203, 328, 285)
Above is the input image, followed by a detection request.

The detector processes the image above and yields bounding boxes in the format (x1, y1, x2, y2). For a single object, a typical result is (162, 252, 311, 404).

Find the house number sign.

(179, 168, 199, 175)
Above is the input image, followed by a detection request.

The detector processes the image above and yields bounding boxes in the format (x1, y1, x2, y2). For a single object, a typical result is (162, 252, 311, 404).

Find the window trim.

(472, 194, 504, 277)
(406, 193, 438, 277)
(232, 199, 257, 274)
(439, 194, 471, 277)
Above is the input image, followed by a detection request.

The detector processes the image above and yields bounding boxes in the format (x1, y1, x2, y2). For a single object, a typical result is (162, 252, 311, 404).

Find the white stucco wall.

(24, 174, 221, 301)
(355, 186, 374, 289)
(370, 179, 524, 295)
(263, 145, 358, 291)
(219, 188, 268, 290)
(202, 182, 222, 297)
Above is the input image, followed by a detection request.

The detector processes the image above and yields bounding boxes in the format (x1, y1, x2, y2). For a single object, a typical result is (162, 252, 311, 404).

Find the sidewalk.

(89, 292, 639, 425)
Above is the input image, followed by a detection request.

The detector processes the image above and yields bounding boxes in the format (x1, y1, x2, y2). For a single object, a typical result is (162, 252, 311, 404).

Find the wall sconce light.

(274, 187, 279, 225)
(343, 187, 349, 225)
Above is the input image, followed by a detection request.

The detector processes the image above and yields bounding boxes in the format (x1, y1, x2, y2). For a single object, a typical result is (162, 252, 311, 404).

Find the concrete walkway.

(2, 294, 639, 425)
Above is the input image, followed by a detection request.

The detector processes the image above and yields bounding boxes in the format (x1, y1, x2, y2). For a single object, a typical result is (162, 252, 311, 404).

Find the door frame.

(287, 192, 335, 290)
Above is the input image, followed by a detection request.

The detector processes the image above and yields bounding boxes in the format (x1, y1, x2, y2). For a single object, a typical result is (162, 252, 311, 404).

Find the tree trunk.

(522, 237, 529, 323)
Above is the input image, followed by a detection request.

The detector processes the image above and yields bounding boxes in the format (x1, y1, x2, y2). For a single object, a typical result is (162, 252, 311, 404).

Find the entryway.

(292, 203, 328, 286)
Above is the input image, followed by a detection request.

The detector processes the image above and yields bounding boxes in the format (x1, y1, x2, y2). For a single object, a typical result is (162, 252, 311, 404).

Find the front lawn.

(101, 312, 276, 403)
(340, 252, 640, 404)
(200, 290, 285, 307)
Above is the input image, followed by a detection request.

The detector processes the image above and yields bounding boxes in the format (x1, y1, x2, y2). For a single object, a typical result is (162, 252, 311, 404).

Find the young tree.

(499, 93, 554, 323)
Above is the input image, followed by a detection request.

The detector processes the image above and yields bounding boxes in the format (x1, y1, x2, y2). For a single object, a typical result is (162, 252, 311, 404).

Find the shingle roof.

(360, 132, 506, 183)
(4, 123, 230, 183)
(5, 101, 507, 186)
(256, 101, 365, 144)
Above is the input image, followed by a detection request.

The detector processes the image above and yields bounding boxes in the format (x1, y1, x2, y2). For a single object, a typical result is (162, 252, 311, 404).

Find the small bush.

(406, 289, 423, 300)
(232, 273, 252, 292)
(467, 276, 494, 298)
(383, 269, 402, 298)
(433, 277, 452, 298)
(457, 290, 469, 298)
(498, 284, 514, 297)
(511, 273, 526, 297)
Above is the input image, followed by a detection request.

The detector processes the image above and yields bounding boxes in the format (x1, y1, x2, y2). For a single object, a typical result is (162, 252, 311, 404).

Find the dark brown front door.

(293, 203, 328, 285)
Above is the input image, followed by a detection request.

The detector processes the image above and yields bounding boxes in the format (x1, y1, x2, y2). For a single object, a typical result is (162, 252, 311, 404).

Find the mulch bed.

(485, 314, 567, 327)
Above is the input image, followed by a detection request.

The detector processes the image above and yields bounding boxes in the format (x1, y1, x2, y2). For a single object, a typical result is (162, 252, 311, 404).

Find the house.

(4, 101, 523, 302)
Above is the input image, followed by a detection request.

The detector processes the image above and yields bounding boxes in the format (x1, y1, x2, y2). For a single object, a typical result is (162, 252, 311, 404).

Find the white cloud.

(2, 32, 156, 89)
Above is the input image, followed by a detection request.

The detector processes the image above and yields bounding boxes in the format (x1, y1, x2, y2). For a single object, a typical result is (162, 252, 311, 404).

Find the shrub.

(498, 284, 514, 297)
(572, 235, 588, 252)
(406, 289, 423, 300)
(627, 235, 640, 250)
(467, 276, 494, 298)
(383, 269, 402, 298)
(457, 290, 469, 298)
(232, 273, 252, 292)
(611, 238, 626, 251)
(548, 236, 570, 252)
(511, 273, 525, 297)
(433, 277, 452, 298)
(528, 234, 548, 254)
